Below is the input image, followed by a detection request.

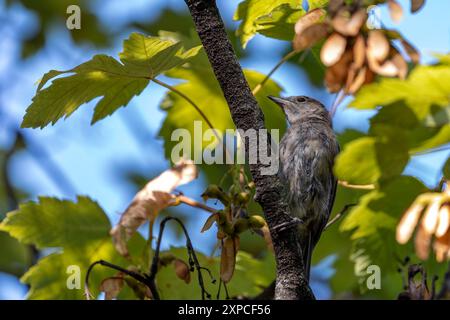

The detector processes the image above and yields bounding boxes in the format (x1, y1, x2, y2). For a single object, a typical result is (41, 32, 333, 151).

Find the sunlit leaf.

(351, 61, 450, 120)
(0, 197, 144, 299)
(253, 4, 305, 41)
(340, 177, 427, 292)
(22, 33, 201, 128)
(334, 134, 409, 185)
(307, 0, 329, 10)
(234, 0, 296, 47)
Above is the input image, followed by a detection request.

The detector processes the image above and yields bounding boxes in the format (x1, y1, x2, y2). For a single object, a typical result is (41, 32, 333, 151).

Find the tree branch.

(183, 0, 314, 300)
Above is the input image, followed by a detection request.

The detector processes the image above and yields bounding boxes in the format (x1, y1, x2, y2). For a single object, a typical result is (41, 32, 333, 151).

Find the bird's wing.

(326, 142, 340, 221)
(311, 142, 339, 247)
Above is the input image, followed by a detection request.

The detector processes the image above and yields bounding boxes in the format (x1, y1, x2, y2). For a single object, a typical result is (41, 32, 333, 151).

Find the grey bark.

(183, 0, 315, 300)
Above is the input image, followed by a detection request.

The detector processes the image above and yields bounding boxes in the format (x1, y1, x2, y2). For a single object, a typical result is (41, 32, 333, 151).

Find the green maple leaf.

(22, 33, 201, 128)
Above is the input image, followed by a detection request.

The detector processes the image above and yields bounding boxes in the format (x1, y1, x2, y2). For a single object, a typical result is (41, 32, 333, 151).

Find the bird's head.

(268, 95, 331, 125)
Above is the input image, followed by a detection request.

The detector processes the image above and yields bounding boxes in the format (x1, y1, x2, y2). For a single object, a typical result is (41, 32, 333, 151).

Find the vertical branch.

(183, 0, 314, 300)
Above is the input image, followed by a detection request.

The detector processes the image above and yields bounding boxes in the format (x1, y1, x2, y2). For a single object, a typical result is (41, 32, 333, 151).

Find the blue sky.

(0, 0, 449, 299)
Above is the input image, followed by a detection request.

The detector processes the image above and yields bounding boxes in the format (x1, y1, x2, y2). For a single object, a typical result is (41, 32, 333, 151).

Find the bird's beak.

(267, 96, 288, 107)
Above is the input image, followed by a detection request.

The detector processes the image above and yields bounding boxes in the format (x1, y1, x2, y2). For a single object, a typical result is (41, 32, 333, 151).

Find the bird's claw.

(272, 217, 303, 233)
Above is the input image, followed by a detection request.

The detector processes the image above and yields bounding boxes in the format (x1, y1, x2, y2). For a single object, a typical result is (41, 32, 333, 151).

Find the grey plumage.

(269, 95, 339, 282)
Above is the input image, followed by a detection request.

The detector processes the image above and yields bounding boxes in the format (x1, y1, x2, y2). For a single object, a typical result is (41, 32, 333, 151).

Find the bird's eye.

(297, 97, 306, 103)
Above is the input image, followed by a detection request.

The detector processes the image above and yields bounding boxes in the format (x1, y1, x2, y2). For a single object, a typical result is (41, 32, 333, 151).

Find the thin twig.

(330, 90, 346, 117)
(252, 50, 300, 96)
(149, 216, 211, 300)
(324, 204, 357, 230)
(152, 78, 216, 132)
(152, 77, 234, 163)
(84, 260, 154, 300)
(412, 144, 450, 156)
(338, 180, 375, 190)
(175, 194, 218, 214)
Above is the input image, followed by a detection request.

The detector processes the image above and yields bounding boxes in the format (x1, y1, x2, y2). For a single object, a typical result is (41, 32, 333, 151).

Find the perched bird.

(268, 95, 339, 282)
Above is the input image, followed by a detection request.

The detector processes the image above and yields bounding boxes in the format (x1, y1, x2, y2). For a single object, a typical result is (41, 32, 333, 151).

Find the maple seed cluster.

(292, 0, 424, 94)
(200, 181, 269, 283)
(397, 183, 450, 263)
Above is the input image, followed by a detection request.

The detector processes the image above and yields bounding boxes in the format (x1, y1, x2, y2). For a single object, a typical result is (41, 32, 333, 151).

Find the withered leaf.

(411, 0, 426, 13)
(332, 8, 367, 37)
(325, 49, 353, 92)
(201, 213, 218, 233)
(293, 9, 328, 51)
(293, 23, 329, 52)
(367, 30, 390, 62)
(370, 59, 399, 77)
(391, 50, 408, 79)
(345, 66, 367, 94)
(436, 205, 450, 238)
(353, 35, 366, 69)
(401, 39, 420, 64)
(321, 33, 347, 67)
(422, 198, 441, 234)
(100, 276, 125, 300)
(173, 259, 191, 284)
(388, 0, 403, 22)
(220, 236, 239, 283)
(434, 231, 450, 262)
(415, 224, 431, 260)
(111, 160, 198, 256)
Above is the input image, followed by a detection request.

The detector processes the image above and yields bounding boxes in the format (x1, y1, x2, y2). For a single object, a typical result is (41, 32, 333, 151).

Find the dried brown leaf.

(332, 8, 367, 37)
(415, 224, 432, 260)
(293, 23, 329, 52)
(346, 66, 367, 94)
(411, 0, 425, 13)
(436, 205, 450, 238)
(173, 259, 191, 284)
(294, 8, 326, 35)
(100, 276, 124, 300)
(367, 30, 390, 62)
(110, 160, 198, 256)
(220, 236, 239, 283)
(353, 35, 366, 69)
(325, 49, 353, 92)
(434, 230, 450, 262)
(321, 33, 347, 67)
(364, 68, 375, 85)
(401, 39, 420, 64)
(388, 0, 403, 22)
(422, 198, 441, 234)
(201, 213, 218, 233)
(391, 51, 408, 79)
(293, 9, 327, 51)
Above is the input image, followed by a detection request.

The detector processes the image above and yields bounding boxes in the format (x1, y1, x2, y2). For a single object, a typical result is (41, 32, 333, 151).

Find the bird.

(268, 95, 339, 282)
